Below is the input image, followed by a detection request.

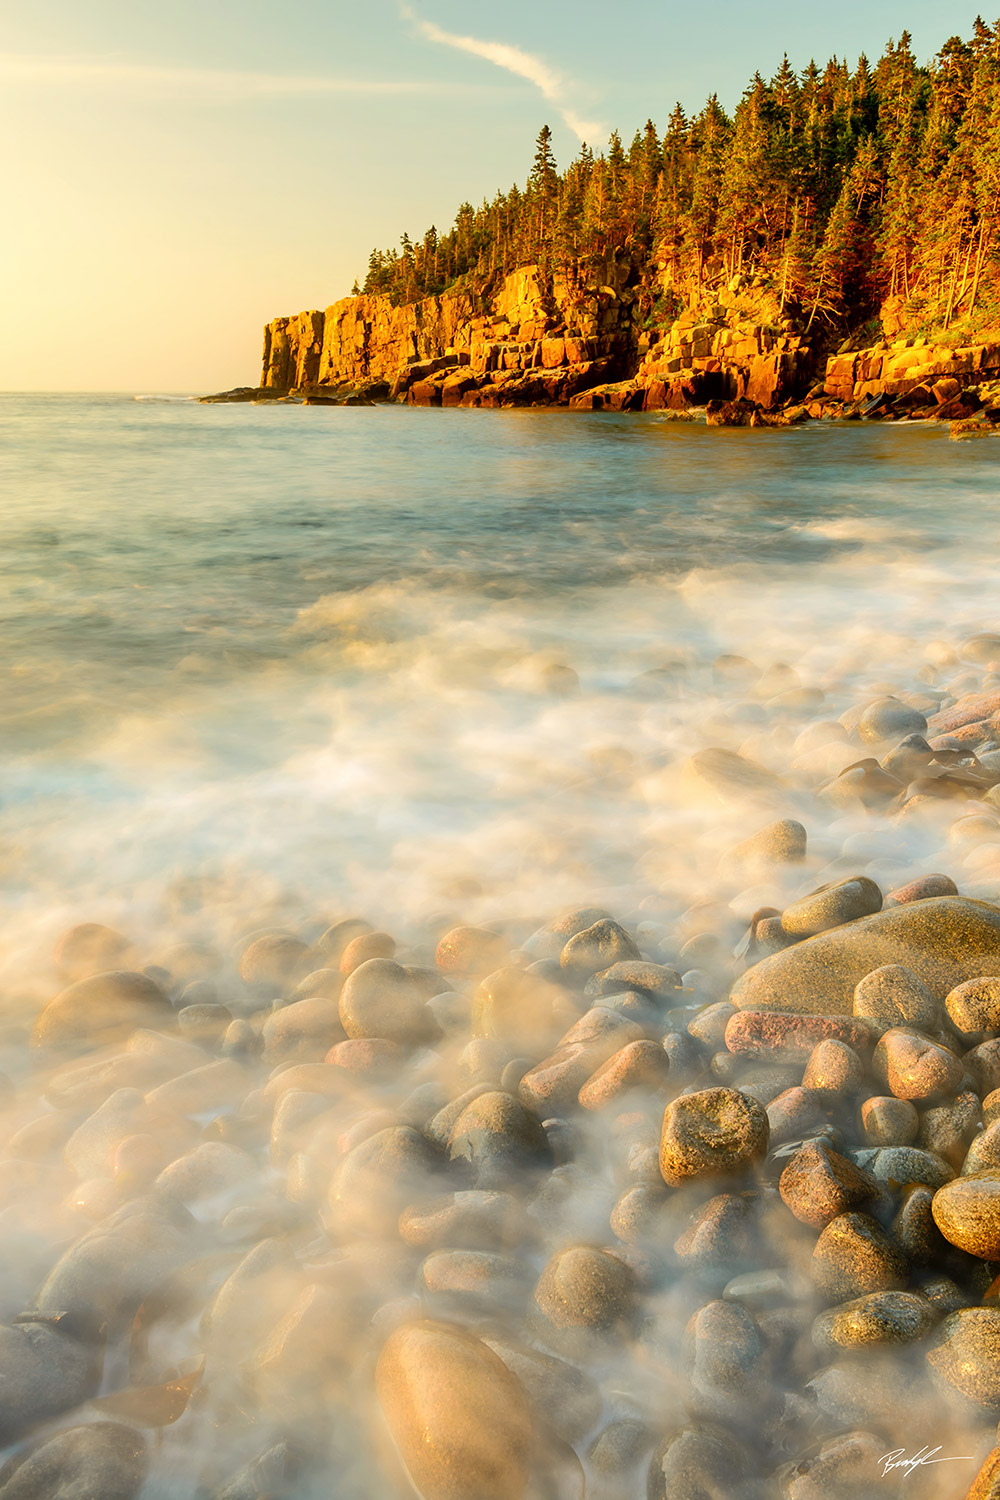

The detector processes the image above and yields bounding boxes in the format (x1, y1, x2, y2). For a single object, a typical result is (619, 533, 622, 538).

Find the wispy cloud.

(400, 5, 603, 143)
(0, 52, 476, 99)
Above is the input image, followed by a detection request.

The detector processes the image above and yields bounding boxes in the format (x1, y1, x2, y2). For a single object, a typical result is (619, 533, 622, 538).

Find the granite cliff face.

(259, 265, 811, 413)
(253, 264, 1000, 430)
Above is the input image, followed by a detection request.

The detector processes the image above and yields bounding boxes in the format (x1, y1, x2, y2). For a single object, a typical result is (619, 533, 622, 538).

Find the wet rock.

(313, 917, 373, 966)
(288, 967, 344, 1002)
(892, 1182, 950, 1264)
(147, 1058, 248, 1115)
(0, 1421, 146, 1500)
(399, 1190, 529, 1251)
(425, 1085, 492, 1150)
(419, 1250, 527, 1318)
(586, 1418, 653, 1497)
(967, 1039, 1000, 1095)
(484, 1338, 601, 1446)
(203, 1238, 302, 1359)
(812, 1289, 938, 1350)
(247, 1281, 368, 1421)
(683, 747, 787, 806)
(685, 1299, 772, 1427)
(522, 908, 612, 961)
(858, 1144, 954, 1191)
(472, 967, 563, 1051)
(647, 1423, 751, 1500)
(519, 1011, 645, 1116)
(339, 929, 396, 974)
(932, 1172, 1000, 1257)
(327, 1037, 403, 1078)
(35, 1195, 193, 1332)
(154, 1140, 256, 1203)
(674, 1190, 764, 1271)
(801, 1039, 864, 1094)
(376, 1321, 534, 1500)
(781, 1431, 894, 1500)
(584, 962, 682, 1002)
(32, 971, 174, 1050)
(237, 934, 310, 990)
(963, 1119, 1000, 1174)
(329, 1125, 446, 1236)
(853, 963, 939, 1033)
(732, 897, 1000, 1015)
(946, 976, 1000, 1040)
(726, 819, 807, 870)
(53, 924, 133, 984)
(811, 1212, 908, 1300)
(873, 1027, 964, 1101)
(560, 920, 641, 979)
(446, 1091, 552, 1188)
(261, 997, 344, 1062)
(885, 873, 959, 905)
(724, 1011, 869, 1061)
(926, 1307, 1000, 1407)
(578, 1041, 670, 1110)
(660, 1088, 769, 1186)
(687, 1001, 736, 1052)
(0, 1317, 104, 1448)
(780, 876, 882, 938)
(766, 1085, 828, 1146)
(860, 1095, 919, 1146)
(177, 1002, 232, 1047)
(779, 1141, 877, 1228)
(436, 926, 510, 977)
(532, 1246, 638, 1346)
(918, 1089, 981, 1165)
(213, 1443, 293, 1500)
(858, 696, 928, 745)
(610, 1182, 668, 1244)
(339, 958, 440, 1045)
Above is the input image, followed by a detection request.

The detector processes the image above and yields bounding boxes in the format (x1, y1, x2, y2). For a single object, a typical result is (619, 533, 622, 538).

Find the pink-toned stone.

(725, 1011, 871, 1061)
(578, 1041, 670, 1111)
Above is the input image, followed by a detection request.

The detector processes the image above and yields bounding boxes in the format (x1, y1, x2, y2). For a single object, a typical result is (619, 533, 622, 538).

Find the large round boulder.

(731, 897, 1000, 1016)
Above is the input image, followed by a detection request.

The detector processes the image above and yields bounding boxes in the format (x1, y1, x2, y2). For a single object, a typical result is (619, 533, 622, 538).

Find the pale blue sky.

(1, 1, 986, 390)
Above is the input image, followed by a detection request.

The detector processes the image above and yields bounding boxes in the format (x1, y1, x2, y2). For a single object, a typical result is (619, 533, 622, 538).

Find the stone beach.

(10, 633, 1000, 1497)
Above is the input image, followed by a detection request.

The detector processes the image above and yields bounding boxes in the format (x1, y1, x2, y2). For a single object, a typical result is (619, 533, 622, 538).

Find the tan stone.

(376, 1321, 533, 1500)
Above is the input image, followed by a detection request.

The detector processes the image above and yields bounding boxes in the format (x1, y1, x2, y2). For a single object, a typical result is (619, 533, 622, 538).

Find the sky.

(1, 0, 989, 392)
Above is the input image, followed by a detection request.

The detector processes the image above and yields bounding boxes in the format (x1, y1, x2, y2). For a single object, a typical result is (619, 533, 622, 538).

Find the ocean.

(3, 392, 1000, 1498)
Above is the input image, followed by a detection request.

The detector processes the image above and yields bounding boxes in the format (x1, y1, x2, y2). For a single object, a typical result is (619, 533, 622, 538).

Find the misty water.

(3, 392, 1000, 1499)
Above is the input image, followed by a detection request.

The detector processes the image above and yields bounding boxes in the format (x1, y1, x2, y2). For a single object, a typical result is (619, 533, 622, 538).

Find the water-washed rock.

(0, 1421, 146, 1500)
(376, 1321, 534, 1500)
(779, 1141, 877, 1228)
(812, 1289, 937, 1350)
(873, 1027, 964, 1101)
(932, 1171, 1000, 1257)
(811, 1212, 908, 1300)
(859, 1095, 919, 1146)
(724, 1011, 870, 1061)
(32, 971, 173, 1049)
(926, 1307, 1000, 1407)
(660, 1088, 769, 1186)
(946, 976, 1000, 1039)
(339, 958, 440, 1045)
(732, 897, 1000, 1015)
(446, 1091, 552, 1188)
(853, 963, 939, 1032)
(560, 920, 641, 978)
(780, 876, 882, 938)
(532, 1246, 638, 1346)
(578, 1040, 670, 1110)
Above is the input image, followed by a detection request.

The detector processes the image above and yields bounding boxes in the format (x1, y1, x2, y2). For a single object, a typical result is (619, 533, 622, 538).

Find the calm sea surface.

(2, 392, 999, 965)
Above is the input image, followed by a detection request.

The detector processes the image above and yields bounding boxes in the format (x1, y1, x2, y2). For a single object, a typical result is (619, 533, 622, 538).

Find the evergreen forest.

(359, 21, 1000, 336)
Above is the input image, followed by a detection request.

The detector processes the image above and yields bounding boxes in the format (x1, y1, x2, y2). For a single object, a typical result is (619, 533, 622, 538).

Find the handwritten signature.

(879, 1447, 975, 1480)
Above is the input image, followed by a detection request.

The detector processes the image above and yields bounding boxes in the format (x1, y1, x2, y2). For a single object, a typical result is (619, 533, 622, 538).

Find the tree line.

(358, 20, 1000, 336)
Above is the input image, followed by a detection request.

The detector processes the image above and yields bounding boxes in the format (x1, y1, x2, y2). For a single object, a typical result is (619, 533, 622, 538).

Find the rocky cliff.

(250, 265, 1000, 432)
(258, 265, 813, 414)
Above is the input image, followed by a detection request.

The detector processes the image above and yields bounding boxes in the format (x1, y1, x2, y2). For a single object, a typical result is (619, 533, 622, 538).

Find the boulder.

(731, 897, 1000, 1015)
